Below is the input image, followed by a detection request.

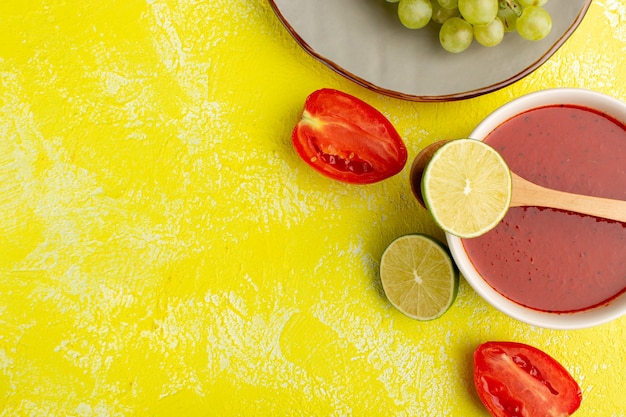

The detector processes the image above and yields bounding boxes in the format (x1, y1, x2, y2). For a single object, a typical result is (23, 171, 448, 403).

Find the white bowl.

(446, 88, 626, 330)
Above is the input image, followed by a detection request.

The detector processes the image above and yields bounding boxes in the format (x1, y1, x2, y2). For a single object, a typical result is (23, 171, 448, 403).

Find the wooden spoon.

(410, 140, 626, 223)
(509, 172, 626, 222)
(409, 140, 450, 208)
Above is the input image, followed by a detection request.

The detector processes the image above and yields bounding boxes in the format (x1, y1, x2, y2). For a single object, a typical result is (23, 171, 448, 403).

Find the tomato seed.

(318, 151, 373, 175)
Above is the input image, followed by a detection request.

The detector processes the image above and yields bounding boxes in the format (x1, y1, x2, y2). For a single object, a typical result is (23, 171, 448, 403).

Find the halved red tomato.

(292, 89, 407, 184)
(474, 341, 582, 417)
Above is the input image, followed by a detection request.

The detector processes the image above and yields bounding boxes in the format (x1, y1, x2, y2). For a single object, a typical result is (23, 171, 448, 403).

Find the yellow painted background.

(0, 1, 625, 415)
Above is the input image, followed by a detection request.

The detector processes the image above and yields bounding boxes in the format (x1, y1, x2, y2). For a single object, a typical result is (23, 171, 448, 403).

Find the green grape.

(474, 17, 505, 46)
(497, 0, 521, 32)
(458, 0, 498, 26)
(432, 2, 460, 24)
(439, 17, 474, 53)
(386, 0, 552, 52)
(516, 5, 552, 40)
(398, 0, 433, 29)
(499, 0, 523, 16)
(518, 0, 548, 6)
(438, 0, 458, 8)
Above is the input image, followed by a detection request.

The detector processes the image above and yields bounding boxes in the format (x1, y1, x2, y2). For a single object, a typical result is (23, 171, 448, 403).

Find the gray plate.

(269, 0, 592, 101)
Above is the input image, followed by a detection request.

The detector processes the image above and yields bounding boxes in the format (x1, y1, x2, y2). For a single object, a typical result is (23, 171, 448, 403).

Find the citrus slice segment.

(380, 234, 459, 321)
(421, 139, 512, 238)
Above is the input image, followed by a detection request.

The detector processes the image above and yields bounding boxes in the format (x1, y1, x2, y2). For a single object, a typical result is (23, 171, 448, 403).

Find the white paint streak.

(147, 1, 186, 71)
(600, 0, 626, 42)
(313, 298, 452, 415)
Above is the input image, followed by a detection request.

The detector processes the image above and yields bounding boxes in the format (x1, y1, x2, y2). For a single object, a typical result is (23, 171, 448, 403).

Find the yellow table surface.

(1, 1, 625, 416)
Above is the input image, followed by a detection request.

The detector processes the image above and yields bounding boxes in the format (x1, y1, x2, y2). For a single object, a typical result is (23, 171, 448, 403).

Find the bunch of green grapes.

(386, 0, 552, 53)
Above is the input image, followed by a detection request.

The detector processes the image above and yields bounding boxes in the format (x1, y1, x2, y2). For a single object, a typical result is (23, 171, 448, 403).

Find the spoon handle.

(510, 173, 626, 223)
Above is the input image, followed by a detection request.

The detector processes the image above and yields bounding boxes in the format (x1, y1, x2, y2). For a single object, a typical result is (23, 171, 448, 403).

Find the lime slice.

(380, 234, 459, 321)
(421, 139, 512, 238)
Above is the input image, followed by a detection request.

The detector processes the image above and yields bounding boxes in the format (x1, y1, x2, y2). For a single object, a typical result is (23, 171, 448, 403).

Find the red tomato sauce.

(462, 105, 626, 312)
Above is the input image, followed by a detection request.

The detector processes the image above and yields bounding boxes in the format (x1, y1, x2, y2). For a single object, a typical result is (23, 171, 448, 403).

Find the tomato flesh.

(474, 342, 582, 417)
(292, 89, 407, 184)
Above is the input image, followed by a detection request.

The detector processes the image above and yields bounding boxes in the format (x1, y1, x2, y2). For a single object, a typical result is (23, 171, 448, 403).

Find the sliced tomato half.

(292, 88, 407, 184)
(474, 341, 582, 417)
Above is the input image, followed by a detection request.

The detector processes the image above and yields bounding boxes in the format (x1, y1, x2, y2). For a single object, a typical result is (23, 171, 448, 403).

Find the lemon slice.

(380, 234, 459, 321)
(421, 139, 512, 238)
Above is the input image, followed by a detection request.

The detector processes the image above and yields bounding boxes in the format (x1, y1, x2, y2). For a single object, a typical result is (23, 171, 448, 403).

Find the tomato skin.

(474, 342, 582, 417)
(292, 89, 407, 184)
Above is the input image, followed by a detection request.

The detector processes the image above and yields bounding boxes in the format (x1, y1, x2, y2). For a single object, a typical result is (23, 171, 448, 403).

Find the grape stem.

(499, 0, 523, 17)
